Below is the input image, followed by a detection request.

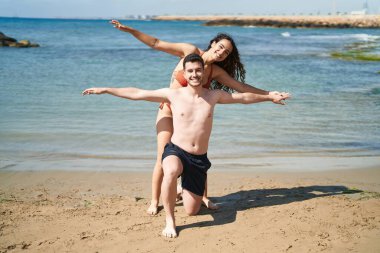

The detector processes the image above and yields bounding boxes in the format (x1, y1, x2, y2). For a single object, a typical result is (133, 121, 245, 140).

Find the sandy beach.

(1, 168, 379, 252)
(1, 18, 380, 252)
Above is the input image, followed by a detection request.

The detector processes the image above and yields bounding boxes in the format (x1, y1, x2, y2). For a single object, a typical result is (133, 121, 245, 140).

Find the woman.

(110, 20, 287, 215)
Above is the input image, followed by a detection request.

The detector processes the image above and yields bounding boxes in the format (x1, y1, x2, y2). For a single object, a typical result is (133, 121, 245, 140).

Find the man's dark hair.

(183, 53, 205, 69)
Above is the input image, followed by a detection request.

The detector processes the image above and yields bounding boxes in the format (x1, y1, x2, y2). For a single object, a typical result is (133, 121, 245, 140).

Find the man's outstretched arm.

(82, 87, 171, 103)
(217, 90, 291, 105)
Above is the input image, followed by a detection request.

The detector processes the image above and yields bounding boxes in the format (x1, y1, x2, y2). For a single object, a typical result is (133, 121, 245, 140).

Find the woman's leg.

(147, 105, 174, 215)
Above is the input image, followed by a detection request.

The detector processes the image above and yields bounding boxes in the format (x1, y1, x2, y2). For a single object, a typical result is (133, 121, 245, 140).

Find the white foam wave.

(317, 52, 331, 58)
(306, 33, 380, 41)
(351, 34, 380, 41)
(281, 32, 291, 37)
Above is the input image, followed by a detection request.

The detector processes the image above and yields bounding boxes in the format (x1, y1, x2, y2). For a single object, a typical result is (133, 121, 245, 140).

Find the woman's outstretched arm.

(212, 65, 269, 94)
(110, 20, 199, 58)
(212, 65, 289, 104)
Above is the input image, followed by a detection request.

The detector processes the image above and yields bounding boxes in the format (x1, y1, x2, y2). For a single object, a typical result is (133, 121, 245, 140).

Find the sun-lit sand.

(1, 168, 379, 252)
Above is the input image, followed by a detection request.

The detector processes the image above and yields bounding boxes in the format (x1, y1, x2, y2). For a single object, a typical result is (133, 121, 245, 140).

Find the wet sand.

(1, 167, 379, 252)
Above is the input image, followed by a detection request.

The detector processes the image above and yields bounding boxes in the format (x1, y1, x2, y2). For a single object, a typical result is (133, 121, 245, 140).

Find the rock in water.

(0, 31, 39, 48)
(0, 32, 17, 42)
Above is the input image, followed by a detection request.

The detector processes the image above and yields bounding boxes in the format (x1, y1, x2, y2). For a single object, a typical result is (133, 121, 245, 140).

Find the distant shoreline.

(1, 15, 380, 28)
(153, 15, 380, 28)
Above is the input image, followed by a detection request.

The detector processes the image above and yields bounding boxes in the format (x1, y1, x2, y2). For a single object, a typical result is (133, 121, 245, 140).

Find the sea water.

(1, 18, 379, 171)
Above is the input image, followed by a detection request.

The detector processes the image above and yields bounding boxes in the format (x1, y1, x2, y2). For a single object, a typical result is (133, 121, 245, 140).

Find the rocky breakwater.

(0, 32, 39, 48)
(203, 15, 380, 28)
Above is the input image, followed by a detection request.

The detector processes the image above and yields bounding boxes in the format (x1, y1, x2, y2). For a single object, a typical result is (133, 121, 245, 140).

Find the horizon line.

(1, 13, 379, 20)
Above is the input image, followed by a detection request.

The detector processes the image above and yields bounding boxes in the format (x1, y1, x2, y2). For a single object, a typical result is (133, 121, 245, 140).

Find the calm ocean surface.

(1, 18, 379, 171)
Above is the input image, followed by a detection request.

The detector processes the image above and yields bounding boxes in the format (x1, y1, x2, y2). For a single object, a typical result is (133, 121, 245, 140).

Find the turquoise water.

(1, 17, 379, 171)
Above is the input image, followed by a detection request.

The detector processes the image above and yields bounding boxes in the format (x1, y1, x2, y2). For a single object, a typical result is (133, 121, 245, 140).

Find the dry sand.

(1, 168, 379, 252)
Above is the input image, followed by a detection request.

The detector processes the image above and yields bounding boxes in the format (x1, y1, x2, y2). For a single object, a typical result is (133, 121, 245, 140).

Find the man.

(82, 53, 290, 238)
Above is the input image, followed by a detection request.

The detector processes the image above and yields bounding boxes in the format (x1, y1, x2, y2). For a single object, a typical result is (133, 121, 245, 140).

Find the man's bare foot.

(162, 226, 177, 238)
(147, 202, 158, 215)
(202, 197, 219, 210)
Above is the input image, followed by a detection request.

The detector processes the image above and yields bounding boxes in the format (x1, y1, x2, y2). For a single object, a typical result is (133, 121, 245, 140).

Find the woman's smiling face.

(210, 39, 233, 62)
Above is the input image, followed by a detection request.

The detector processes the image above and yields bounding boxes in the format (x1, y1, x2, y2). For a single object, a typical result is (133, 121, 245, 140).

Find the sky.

(0, 0, 379, 18)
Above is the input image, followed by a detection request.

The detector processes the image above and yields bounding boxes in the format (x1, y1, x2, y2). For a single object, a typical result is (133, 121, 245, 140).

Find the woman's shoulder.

(209, 64, 225, 77)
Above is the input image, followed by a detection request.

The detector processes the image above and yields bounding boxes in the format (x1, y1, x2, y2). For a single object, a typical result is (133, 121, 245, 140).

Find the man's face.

(183, 61, 204, 87)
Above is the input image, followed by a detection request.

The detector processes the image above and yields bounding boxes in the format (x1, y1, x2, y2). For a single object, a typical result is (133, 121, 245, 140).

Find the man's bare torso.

(168, 87, 218, 155)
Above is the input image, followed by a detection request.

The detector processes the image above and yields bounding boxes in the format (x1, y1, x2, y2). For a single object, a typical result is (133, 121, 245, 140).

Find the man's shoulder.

(205, 88, 226, 96)
(169, 87, 188, 98)
(203, 88, 226, 102)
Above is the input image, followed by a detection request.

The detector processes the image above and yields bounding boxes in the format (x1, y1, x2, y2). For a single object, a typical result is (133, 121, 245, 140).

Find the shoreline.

(2, 154, 379, 173)
(1, 168, 379, 252)
(153, 15, 380, 28)
(1, 166, 380, 191)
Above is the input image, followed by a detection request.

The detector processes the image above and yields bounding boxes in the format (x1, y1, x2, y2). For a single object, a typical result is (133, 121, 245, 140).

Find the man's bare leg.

(161, 155, 183, 238)
(202, 178, 219, 210)
(182, 189, 202, 216)
(177, 179, 218, 210)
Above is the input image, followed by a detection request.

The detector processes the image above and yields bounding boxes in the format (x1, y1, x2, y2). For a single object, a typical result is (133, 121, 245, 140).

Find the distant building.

(350, 10, 367, 15)
(351, 0, 369, 15)
(124, 15, 156, 20)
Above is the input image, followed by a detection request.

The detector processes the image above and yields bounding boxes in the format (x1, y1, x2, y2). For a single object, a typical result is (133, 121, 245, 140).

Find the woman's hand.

(110, 20, 131, 32)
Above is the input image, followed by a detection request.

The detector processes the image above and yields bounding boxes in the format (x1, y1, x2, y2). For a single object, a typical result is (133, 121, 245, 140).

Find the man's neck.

(186, 83, 204, 97)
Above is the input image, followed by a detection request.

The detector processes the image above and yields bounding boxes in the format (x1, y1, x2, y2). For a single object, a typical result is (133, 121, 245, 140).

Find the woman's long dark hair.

(206, 33, 246, 93)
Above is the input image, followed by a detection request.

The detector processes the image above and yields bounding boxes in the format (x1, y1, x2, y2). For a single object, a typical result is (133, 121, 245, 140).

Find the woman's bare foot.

(202, 197, 219, 210)
(147, 201, 158, 215)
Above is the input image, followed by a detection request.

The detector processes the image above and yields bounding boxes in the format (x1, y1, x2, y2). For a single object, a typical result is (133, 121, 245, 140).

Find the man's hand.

(82, 88, 107, 96)
(269, 91, 291, 105)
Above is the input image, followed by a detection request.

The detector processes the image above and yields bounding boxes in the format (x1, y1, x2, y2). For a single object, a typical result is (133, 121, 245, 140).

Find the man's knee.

(184, 205, 201, 216)
(182, 190, 202, 216)
(162, 165, 181, 180)
(163, 167, 180, 179)
(162, 156, 182, 179)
